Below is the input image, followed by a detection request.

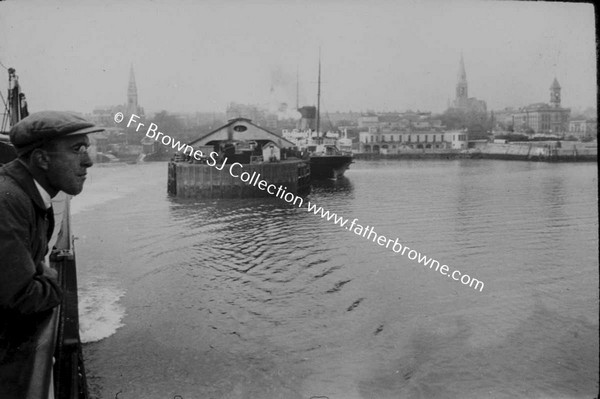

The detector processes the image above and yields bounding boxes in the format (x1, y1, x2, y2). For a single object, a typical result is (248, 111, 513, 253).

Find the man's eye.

(73, 145, 89, 154)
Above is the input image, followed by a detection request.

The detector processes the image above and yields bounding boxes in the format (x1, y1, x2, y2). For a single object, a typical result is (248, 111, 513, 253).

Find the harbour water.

(73, 160, 598, 399)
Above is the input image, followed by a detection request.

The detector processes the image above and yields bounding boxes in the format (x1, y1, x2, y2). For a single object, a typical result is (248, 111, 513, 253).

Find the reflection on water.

(310, 175, 354, 193)
(73, 160, 598, 398)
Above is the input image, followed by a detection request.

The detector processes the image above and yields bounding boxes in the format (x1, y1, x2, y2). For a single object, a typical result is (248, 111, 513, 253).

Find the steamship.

(284, 54, 353, 180)
(283, 105, 353, 180)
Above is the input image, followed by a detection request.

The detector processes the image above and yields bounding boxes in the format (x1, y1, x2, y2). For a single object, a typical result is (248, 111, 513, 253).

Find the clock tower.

(550, 77, 561, 108)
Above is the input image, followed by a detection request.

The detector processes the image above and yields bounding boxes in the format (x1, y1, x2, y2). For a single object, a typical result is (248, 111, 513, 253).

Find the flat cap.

(10, 111, 104, 155)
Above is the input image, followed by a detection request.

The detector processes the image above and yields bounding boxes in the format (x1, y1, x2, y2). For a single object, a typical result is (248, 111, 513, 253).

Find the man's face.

(45, 134, 93, 195)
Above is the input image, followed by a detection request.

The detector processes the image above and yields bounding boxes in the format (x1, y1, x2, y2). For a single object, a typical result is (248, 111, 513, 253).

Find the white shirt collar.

(33, 179, 53, 209)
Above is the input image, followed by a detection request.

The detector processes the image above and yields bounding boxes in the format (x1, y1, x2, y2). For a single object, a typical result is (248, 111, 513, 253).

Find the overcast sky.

(0, 0, 596, 115)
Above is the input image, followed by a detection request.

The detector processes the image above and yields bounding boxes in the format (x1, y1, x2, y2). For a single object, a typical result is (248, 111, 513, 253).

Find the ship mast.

(2, 68, 27, 133)
(316, 49, 321, 141)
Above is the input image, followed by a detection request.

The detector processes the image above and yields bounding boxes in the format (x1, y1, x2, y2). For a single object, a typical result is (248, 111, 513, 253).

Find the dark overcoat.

(0, 159, 62, 396)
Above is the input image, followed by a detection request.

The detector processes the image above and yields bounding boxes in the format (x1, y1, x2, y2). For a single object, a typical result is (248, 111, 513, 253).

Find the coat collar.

(1, 159, 48, 212)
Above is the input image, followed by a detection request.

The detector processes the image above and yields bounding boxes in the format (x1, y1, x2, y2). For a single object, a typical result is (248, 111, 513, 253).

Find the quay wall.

(168, 161, 309, 198)
(354, 150, 468, 160)
(353, 143, 597, 162)
(477, 143, 597, 162)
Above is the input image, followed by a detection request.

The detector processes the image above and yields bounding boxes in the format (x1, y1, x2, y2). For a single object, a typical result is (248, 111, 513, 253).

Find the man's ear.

(30, 148, 51, 171)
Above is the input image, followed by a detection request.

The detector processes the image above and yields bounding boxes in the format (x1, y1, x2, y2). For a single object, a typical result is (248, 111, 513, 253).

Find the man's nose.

(81, 152, 93, 168)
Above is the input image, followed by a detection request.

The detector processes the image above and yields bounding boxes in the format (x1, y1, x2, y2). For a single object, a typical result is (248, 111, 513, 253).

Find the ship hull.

(310, 155, 353, 179)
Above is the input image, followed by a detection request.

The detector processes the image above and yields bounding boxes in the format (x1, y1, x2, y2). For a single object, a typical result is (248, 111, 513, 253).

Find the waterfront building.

(262, 141, 281, 161)
(451, 55, 487, 113)
(359, 129, 467, 154)
(512, 78, 570, 136)
(569, 119, 597, 139)
(584, 119, 596, 138)
(356, 111, 442, 135)
(356, 108, 449, 154)
(188, 117, 295, 150)
(444, 130, 469, 149)
(491, 107, 518, 133)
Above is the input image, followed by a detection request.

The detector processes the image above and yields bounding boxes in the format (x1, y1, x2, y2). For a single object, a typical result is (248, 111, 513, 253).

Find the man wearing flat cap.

(0, 111, 102, 396)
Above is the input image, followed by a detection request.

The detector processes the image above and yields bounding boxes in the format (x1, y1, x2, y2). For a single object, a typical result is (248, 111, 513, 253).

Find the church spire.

(458, 53, 467, 83)
(127, 65, 138, 113)
(455, 53, 468, 103)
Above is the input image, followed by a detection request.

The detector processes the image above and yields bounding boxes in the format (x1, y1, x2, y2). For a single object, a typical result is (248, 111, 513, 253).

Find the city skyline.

(0, 0, 596, 115)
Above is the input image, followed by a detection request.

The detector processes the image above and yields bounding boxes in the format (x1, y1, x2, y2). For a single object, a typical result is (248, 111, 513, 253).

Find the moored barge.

(166, 117, 310, 198)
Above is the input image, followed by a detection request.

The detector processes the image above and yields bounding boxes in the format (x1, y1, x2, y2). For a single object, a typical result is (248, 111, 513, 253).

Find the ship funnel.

(297, 106, 316, 131)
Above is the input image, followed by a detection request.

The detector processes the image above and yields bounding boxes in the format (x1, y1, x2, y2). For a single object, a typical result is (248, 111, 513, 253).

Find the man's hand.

(42, 265, 58, 280)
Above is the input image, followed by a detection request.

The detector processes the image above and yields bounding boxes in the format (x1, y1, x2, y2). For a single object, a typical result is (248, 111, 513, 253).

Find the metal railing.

(50, 196, 89, 399)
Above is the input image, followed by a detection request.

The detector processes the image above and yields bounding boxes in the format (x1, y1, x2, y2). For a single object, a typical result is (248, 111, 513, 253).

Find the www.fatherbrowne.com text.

(117, 113, 485, 292)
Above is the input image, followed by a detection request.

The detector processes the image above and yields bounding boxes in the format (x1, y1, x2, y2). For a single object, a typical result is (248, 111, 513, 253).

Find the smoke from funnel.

(268, 65, 302, 120)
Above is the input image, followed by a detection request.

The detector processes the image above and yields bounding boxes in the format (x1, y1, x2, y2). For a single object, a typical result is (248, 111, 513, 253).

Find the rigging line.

(0, 59, 8, 70)
(0, 90, 9, 133)
(1, 110, 9, 133)
(0, 88, 7, 108)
